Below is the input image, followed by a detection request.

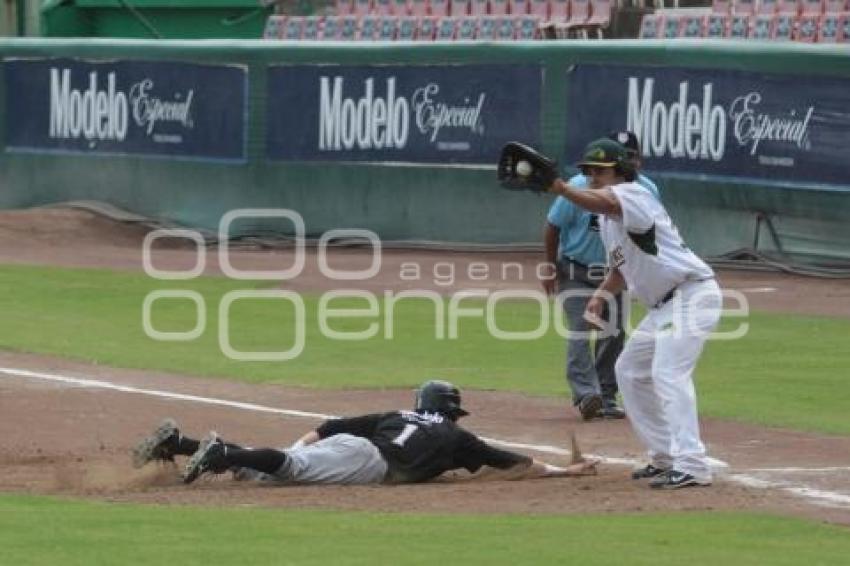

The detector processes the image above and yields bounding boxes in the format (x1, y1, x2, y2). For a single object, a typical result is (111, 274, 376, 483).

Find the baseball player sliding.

(133, 380, 599, 485)
(546, 138, 721, 489)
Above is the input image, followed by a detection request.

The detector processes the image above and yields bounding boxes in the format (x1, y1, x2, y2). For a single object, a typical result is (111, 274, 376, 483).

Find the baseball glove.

(497, 142, 558, 193)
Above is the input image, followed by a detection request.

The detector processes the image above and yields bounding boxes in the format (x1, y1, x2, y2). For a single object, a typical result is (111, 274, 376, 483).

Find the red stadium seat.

(353, 0, 373, 16)
(491, 0, 512, 15)
(495, 15, 518, 37)
(773, 13, 795, 37)
(757, 0, 779, 13)
(584, 0, 612, 37)
(733, 0, 758, 15)
(378, 16, 399, 38)
(478, 15, 500, 37)
(563, 0, 591, 37)
(712, 0, 732, 13)
(374, 0, 395, 14)
(679, 12, 706, 36)
(775, 0, 799, 14)
(392, 0, 411, 14)
(469, 0, 489, 15)
(336, 0, 355, 16)
(799, 0, 824, 15)
(339, 15, 360, 39)
(529, 0, 550, 18)
(320, 16, 342, 39)
(410, 0, 430, 16)
(513, 0, 531, 14)
(358, 15, 380, 39)
(550, 0, 570, 21)
(431, 0, 452, 16)
(816, 11, 841, 40)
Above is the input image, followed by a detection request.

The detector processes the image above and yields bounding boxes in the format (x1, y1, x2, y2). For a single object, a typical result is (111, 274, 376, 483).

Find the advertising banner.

(4, 58, 247, 161)
(565, 64, 850, 187)
(267, 64, 542, 164)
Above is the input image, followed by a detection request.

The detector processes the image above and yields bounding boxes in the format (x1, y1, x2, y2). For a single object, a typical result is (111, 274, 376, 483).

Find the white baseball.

(516, 160, 533, 177)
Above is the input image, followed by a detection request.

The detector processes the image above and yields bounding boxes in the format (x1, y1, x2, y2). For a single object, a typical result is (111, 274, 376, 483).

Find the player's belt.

(652, 277, 715, 309)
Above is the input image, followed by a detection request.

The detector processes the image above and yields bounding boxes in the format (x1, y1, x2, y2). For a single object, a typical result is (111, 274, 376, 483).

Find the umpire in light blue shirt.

(541, 131, 661, 421)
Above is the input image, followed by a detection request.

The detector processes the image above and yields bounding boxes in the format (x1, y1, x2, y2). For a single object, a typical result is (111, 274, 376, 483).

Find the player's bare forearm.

(543, 222, 559, 265)
(597, 268, 626, 297)
(549, 179, 621, 216)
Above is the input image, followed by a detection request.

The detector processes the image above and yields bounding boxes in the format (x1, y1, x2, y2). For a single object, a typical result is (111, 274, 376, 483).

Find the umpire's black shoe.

(599, 401, 626, 420)
(578, 394, 603, 421)
(631, 464, 669, 480)
(183, 432, 228, 484)
(649, 470, 711, 489)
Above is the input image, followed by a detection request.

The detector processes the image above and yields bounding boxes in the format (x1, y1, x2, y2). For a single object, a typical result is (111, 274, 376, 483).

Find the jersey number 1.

(391, 424, 418, 447)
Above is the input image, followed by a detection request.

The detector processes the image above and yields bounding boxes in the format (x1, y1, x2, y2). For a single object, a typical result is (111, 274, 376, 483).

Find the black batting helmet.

(414, 380, 469, 419)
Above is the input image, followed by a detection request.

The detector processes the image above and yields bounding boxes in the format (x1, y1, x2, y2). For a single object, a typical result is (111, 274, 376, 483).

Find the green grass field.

(1, 264, 848, 434)
(1, 264, 849, 563)
(1, 494, 848, 566)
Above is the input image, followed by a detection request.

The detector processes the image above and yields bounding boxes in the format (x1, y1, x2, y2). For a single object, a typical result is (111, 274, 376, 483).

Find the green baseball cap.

(577, 138, 629, 168)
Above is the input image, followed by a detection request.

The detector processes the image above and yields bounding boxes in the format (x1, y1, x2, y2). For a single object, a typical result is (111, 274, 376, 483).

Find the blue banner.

(4, 58, 247, 161)
(565, 64, 850, 187)
(267, 64, 542, 164)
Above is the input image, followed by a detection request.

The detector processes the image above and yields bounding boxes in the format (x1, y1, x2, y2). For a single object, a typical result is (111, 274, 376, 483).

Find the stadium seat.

(496, 15, 518, 37)
(263, 15, 285, 39)
(353, 0, 373, 16)
(662, 12, 681, 37)
(340, 16, 359, 39)
(639, 12, 664, 37)
(816, 11, 841, 40)
(416, 16, 439, 38)
(529, 0, 550, 18)
(491, 0, 512, 15)
(823, 0, 845, 12)
(358, 15, 380, 39)
(550, 0, 570, 21)
(680, 13, 706, 36)
(712, 0, 732, 13)
(704, 13, 729, 36)
(729, 13, 751, 36)
(377, 16, 398, 38)
(392, 0, 411, 14)
(431, 0, 452, 16)
(374, 0, 395, 15)
(775, 0, 799, 14)
(398, 16, 419, 38)
(320, 16, 342, 39)
(409, 0, 429, 16)
(774, 13, 795, 37)
(733, 0, 758, 15)
(458, 16, 479, 37)
(514, 0, 531, 14)
(564, 0, 592, 37)
(799, 0, 824, 15)
(516, 15, 543, 37)
(757, 0, 779, 12)
(794, 13, 819, 39)
(436, 16, 460, 38)
(283, 16, 304, 40)
(584, 0, 612, 37)
(469, 0, 489, 15)
(336, 0, 355, 16)
(478, 15, 500, 37)
(751, 13, 774, 37)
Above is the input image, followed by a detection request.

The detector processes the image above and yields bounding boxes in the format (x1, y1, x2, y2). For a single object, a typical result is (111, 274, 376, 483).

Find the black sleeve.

(456, 430, 532, 472)
(315, 412, 388, 440)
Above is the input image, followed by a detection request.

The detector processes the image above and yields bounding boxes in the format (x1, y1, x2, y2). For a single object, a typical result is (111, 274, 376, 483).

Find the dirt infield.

(0, 207, 848, 525)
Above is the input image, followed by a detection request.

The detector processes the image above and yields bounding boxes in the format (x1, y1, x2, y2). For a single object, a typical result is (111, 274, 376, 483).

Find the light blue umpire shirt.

(546, 172, 661, 267)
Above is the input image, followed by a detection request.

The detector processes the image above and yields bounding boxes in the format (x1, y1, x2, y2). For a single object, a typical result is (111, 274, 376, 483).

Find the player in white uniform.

(547, 138, 721, 489)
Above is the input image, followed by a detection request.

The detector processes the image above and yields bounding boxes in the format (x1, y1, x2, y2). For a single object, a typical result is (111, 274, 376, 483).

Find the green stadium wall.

(1, 39, 849, 262)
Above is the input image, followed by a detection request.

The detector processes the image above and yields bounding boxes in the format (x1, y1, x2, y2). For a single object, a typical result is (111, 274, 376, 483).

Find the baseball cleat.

(183, 431, 227, 484)
(599, 402, 626, 420)
(649, 470, 711, 489)
(578, 394, 603, 421)
(631, 464, 669, 480)
(132, 418, 179, 469)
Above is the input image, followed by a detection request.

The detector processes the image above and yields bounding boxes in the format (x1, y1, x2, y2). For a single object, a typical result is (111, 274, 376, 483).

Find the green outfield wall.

(1, 39, 849, 263)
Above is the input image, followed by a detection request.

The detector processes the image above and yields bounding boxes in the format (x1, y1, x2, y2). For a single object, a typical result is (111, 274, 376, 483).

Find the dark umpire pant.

(556, 258, 625, 406)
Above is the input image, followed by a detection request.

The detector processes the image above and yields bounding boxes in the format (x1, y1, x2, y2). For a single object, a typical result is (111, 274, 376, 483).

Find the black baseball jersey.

(316, 410, 531, 483)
